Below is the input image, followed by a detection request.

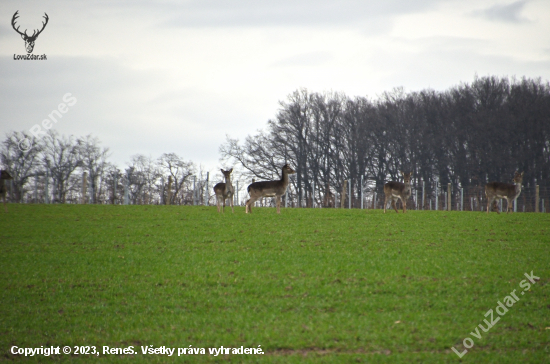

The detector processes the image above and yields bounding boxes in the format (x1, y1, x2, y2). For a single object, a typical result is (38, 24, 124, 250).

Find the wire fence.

(4, 174, 549, 213)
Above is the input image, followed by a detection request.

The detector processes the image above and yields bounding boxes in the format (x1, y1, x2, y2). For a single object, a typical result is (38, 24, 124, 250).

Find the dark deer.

(485, 172, 523, 214)
(245, 164, 295, 214)
(0, 170, 14, 213)
(12, 11, 49, 54)
(213, 169, 235, 213)
(384, 171, 412, 213)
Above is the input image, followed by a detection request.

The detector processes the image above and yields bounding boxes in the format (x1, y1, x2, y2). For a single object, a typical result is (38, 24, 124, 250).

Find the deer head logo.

(12, 10, 49, 54)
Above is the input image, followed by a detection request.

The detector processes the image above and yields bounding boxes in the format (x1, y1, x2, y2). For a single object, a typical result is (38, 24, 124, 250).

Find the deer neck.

(281, 170, 290, 188)
(513, 181, 522, 196)
(224, 176, 233, 193)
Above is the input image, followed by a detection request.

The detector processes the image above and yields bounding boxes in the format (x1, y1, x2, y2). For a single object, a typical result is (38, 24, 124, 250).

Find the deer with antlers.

(0, 170, 13, 213)
(245, 164, 295, 214)
(12, 11, 49, 54)
(485, 172, 523, 214)
(213, 169, 235, 213)
(383, 171, 412, 213)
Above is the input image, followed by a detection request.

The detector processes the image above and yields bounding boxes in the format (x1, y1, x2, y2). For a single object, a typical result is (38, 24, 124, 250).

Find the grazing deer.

(485, 172, 523, 214)
(0, 170, 13, 213)
(213, 169, 235, 213)
(245, 164, 296, 214)
(384, 171, 412, 213)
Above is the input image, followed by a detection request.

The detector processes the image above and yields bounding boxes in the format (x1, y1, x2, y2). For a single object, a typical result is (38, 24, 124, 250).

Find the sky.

(1, 0, 549, 173)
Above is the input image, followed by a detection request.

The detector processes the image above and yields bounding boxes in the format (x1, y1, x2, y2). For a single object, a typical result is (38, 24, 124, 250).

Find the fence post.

(44, 170, 50, 204)
(542, 199, 545, 213)
(312, 181, 315, 208)
(535, 185, 539, 212)
(81, 172, 88, 204)
(166, 176, 172, 205)
(236, 181, 239, 206)
(204, 172, 209, 206)
(435, 185, 438, 211)
(422, 180, 426, 210)
(349, 179, 352, 209)
(447, 183, 451, 211)
(341, 180, 347, 209)
(415, 189, 418, 210)
(514, 197, 517, 212)
(460, 188, 463, 211)
(360, 176, 364, 209)
(285, 189, 288, 208)
(34, 172, 38, 203)
(123, 176, 129, 205)
(374, 191, 377, 210)
(193, 176, 197, 205)
(113, 173, 117, 204)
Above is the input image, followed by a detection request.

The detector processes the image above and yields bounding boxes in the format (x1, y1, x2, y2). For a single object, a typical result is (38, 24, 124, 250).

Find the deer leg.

(486, 197, 492, 214)
(246, 197, 258, 214)
(222, 197, 226, 213)
(2, 195, 6, 213)
(392, 198, 399, 213)
(402, 197, 407, 213)
(276, 196, 281, 214)
(384, 195, 387, 213)
(230, 195, 234, 213)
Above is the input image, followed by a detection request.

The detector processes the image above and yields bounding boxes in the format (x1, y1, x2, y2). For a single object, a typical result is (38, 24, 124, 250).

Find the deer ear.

(228, 168, 233, 173)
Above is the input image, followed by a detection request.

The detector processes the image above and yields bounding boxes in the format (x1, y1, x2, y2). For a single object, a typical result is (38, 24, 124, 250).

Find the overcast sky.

(1, 0, 549, 172)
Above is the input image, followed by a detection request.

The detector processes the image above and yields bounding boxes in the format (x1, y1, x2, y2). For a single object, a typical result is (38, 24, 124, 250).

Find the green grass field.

(1, 204, 549, 363)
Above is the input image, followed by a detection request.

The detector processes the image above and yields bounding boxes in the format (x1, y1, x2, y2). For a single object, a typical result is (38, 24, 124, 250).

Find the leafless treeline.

(0, 130, 200, 205)
(220, 76, 550, 208)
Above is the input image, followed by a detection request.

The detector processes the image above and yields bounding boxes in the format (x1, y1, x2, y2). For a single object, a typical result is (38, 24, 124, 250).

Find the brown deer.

(383, 171, 412, 213)
(213, 169, 235, 213)
(245, 164, 296, 214)
(485, 172, 523, 214)
(0, 170, 14, 213)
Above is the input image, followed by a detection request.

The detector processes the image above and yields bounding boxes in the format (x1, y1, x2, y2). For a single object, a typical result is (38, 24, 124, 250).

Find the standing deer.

(485, 172, 523, 214)
(384, 171, 412, 213)
(245, 164, 296, 214)
(0, 170, 14, 213)
(213, 169, 235, 213)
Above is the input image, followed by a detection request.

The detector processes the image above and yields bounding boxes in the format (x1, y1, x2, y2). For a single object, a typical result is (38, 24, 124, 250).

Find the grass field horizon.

(1, 204, 549, 363)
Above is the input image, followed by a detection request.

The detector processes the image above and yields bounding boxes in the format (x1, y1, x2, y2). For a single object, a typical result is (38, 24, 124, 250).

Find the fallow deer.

(0, 170, 13, 213)
(383, 171, 412, 213)
(485, 172, 523, 214)
(213, 169, 235, 213)
(245, 164, 296, 214)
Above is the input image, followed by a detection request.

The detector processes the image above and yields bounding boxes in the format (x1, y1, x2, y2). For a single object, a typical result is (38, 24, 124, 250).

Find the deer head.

(12, 11, 49, 54)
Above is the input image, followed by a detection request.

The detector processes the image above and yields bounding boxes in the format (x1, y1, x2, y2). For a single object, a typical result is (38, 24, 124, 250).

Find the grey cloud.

(473, 0, 530, 23)
(158, 0, 442, 28)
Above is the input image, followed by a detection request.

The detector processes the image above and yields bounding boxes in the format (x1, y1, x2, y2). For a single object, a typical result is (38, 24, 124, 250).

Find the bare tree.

(77, 135, 110, 203)
(158, 153, 195, 204)
(42, 130, 81, 203)
(0, 131, 43, 202)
